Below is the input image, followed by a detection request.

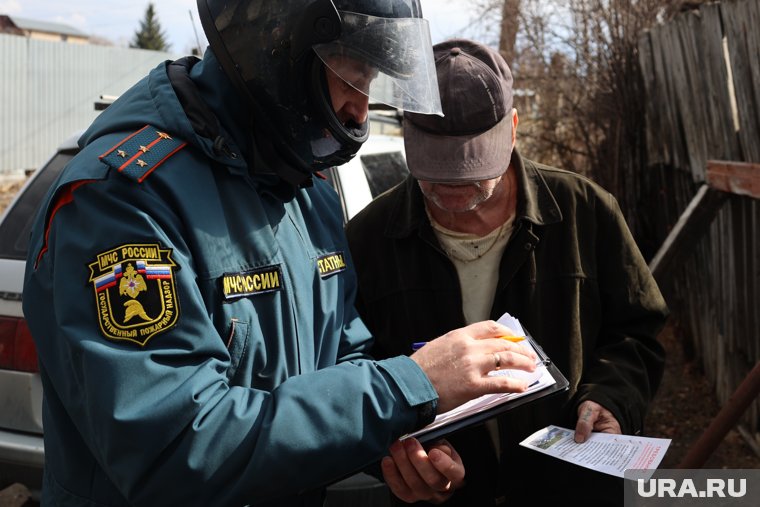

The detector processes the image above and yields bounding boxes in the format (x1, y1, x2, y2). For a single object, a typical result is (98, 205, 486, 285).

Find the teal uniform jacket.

(22, 51, 437, 507)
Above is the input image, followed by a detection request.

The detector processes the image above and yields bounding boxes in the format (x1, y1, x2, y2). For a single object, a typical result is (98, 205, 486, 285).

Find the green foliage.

(130, 3, 170, 51)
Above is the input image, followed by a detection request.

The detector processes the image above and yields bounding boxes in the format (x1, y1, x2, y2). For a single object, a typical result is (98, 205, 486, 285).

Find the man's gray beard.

(422, 181, 497, 213)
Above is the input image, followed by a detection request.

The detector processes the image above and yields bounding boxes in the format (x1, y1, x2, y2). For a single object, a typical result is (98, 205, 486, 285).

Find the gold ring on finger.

(493, 352, 501, 370)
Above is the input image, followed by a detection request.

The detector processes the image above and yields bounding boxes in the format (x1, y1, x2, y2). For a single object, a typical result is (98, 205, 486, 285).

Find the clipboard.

(324, 328, 569, 491)
(403, 333, 570, 444)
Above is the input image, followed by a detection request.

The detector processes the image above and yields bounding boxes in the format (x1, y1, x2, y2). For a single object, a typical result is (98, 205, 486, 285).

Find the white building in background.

(0, 15, 89, 44)
(0, 30, 179, 176)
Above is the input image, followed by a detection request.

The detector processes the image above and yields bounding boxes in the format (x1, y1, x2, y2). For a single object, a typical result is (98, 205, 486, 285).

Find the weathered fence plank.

(649, 184, 730, 284)
(707, 161, 760, 198)
(676, 12, 709, 181)
(700, 4, 741, 161)
(722, 0, 760, 162)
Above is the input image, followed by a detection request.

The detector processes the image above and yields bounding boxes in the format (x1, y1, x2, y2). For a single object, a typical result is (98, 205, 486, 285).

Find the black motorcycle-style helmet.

(197, 0, 441, 179)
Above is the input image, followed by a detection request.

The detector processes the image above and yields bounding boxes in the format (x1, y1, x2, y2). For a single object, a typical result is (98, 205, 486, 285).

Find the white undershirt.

(428, 211, 516, 459)
(429, 214, 515, 324)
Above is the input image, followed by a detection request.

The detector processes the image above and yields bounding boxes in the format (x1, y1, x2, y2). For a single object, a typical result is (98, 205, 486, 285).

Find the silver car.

(0, 131, 80, 492)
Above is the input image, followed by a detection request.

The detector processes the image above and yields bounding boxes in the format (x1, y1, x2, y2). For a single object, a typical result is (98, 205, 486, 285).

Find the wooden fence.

(638, 0, 760, 456)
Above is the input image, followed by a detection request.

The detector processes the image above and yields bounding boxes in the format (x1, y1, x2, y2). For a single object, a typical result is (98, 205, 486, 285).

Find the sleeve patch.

(88, 243, 180, 346)
(99, 126, 187, 183)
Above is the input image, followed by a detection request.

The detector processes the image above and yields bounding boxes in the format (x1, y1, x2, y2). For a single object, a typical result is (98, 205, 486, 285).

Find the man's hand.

(574, 400, 622, 443)
(382, 438, 464, 504)
(411, 321, 538, 413)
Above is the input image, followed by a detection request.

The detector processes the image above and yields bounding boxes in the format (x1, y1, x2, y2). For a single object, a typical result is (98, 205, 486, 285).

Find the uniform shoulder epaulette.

(99, 125, 187, 183)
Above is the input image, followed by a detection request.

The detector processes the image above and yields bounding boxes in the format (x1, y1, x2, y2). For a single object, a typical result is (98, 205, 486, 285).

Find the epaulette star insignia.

(99, 125, 187, 183)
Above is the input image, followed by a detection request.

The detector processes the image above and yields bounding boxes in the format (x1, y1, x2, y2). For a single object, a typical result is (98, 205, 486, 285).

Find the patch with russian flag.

(88, 243, 180, 346)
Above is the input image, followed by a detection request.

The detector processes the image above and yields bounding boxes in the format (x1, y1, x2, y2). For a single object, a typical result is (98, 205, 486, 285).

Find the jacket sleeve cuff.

(376, 355, 439, 428)
(575, 390, 641, 435)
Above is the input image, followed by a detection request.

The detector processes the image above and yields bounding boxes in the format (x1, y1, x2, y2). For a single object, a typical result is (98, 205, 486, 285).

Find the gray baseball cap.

(404, 39, 514, 182)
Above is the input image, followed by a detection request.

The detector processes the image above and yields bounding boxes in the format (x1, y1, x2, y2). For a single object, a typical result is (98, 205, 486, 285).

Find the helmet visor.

(313, 11, 442, 115)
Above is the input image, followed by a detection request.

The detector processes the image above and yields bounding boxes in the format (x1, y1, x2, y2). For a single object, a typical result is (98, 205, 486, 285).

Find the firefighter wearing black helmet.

(23, 1, 539, 505)
(198, 0, 443, 184)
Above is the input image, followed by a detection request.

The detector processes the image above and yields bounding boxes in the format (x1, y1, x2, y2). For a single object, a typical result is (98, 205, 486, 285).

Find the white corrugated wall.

(0, 33, 179, 174)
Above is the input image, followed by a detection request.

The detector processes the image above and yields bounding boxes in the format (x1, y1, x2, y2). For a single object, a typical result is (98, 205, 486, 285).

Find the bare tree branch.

(461, 0, 698, 240)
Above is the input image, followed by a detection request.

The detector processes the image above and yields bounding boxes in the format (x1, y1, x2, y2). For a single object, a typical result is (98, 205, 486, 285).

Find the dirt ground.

(645, 321, 760, 469)
(0, 178, 26, 213)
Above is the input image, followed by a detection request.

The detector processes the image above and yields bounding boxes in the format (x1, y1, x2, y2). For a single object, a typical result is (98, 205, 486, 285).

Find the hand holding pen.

(409, 320, 538, 413)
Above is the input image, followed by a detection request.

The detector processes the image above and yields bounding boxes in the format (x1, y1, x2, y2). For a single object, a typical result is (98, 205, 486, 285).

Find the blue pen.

(412, 335, 524, 352)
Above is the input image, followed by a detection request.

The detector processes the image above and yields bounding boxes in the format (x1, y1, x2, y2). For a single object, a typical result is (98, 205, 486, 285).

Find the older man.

(346, 38, 668, 506)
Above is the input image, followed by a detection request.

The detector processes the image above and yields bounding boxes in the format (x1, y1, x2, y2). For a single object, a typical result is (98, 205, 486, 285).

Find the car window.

(359, 151, 409, 198)
(0, 150, 76, 260)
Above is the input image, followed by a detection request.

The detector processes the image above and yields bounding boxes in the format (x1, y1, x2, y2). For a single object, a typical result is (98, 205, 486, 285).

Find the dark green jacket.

(346, 151, 668, 505)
